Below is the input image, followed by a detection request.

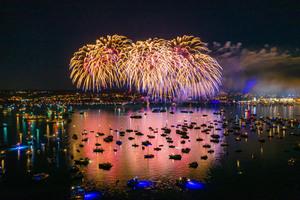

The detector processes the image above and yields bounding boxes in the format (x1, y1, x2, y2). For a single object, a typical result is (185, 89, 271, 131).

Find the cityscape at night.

(0, 0, 300, 199)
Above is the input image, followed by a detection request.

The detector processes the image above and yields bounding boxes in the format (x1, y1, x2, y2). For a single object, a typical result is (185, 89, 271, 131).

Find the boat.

(202, 144, 211, 148)
(207, 149, 214, 154)
(132, 144, 139, 147)
(144, 154, 154, 159)
(99, 162, 113, 170)
(72, 134, 78, 140)
(189, 162, 198, 168)
(221, 142, 229, 147)
(210, 139, 219, 143)
(103, 135, 113, 143)
(169, 154, 182, 160)
(130, 115, 142, 119)
(181, 135, 189, 139)
(180, 110, 189, 113)
(135, 132, 144, 136)
(151, 109, 160, 113)
(201, 155, 208, 160)
(163, 128, 171, 133)
(96, 132, 105, 136)
(142, 140, 152, 146)
(181, 148, 191, 154)
(211, 134, 220, 139)
(74, 158, 90, 166)
(128, 137, 135, 140)
(93, 148, 104, 153)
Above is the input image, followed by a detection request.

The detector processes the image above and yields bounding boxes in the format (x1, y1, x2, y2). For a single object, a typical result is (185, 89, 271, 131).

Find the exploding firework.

(69, 35, 222, 99)
(70, 35, 132, 91)
(121, 38, 180, 98)
(170, 35, 222, 98)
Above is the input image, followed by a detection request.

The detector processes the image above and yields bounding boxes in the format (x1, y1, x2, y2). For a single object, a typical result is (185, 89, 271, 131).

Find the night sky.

(1, 0, 299, 90)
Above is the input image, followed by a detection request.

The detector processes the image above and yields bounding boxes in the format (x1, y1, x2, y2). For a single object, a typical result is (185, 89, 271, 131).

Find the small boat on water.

(203, 144, 211, 148)
(132, 144, 139, 147)
(142, 140, 152, 146)
(201, 155, 208, 160)
(180, 110, 189, 113)
(93, 148, 104, 153)
(103, 135, 113, 143)
(99, 162, 113, 170)
(130, 115, 142, 119)
(169, 154, 182, 160)
(74, 158, 90, 166)
(189, 162, 198, 168)
(181, 148, 191, 154)
(152, 109, 160, 113)
(72, 134, 78, 140)
(144, 154, 154, 159)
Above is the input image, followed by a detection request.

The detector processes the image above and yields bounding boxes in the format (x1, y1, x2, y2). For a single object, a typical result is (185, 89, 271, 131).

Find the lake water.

(1, 104, 300, 199)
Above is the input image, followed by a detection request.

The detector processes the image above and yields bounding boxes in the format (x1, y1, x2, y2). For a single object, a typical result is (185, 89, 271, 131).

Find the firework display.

(69, 35, 222, 99)
(122, 38, 180, 98)
(70, 35, 132, 91)
(170, 36, 222, 98)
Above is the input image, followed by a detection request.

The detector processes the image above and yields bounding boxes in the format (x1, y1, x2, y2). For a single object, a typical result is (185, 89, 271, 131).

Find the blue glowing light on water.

(185, 180, 205, 190)
(8, 145, 29, 151)
(210, 99, 220, 104)
(136, 180, 153, 189)
(128, 179, 153, 189)
(84, 191, 102, 200)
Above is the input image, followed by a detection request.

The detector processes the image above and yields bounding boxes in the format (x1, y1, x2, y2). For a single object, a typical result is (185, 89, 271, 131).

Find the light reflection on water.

(69, 107, 222, 187)
(68, 104, 300, 188)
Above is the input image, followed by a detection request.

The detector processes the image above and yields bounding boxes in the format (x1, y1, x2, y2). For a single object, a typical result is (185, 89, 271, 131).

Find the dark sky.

(0, 0, 299, 90)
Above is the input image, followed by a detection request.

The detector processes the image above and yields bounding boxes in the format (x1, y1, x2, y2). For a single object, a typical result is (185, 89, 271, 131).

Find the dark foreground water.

(0, 104, 300, 200)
